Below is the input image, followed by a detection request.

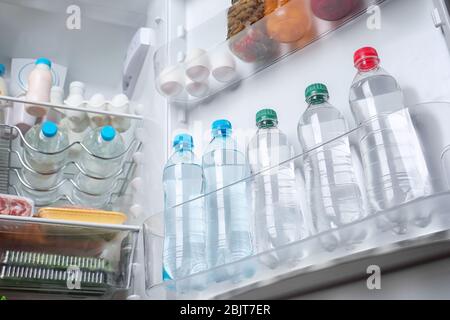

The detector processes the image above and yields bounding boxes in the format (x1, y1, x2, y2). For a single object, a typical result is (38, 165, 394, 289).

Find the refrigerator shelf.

(0, 95, 144, 120)
(145, 192, 450, 299)
(143, 101, 450, 299)
(0, 214, 140, 297)
(154, 0, 387, 105)
(0, 125, 142, 208)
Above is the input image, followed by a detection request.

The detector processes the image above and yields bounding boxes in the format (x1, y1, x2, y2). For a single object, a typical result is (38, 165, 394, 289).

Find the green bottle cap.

(256, 109, 278, 127)
(305, 83, 329, 104)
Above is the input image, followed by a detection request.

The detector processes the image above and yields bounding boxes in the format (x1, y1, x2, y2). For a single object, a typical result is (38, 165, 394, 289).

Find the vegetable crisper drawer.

(0, 215, 139, 297)
(144, 102, 450, 299)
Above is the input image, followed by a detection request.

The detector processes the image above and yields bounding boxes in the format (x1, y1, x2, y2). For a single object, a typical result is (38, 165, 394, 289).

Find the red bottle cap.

(354, 47, 380, 71)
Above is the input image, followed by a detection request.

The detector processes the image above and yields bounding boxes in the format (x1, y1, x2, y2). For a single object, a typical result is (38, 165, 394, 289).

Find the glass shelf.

(143, 102, 450, 299)
(0, 96, 144, 120)
(154, 0, 388, 105)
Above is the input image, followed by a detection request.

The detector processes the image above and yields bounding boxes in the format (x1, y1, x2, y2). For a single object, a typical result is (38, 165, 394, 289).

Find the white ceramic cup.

(158, 65, 184, 98)
(185, 76, 209, 98)
(185, 48, 210, 82)
(211, 51, 237, 83)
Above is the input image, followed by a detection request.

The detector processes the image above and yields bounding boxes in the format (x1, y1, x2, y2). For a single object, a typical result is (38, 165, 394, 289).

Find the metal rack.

(0, 92, 144, 209)
(0, 124, 142, 208)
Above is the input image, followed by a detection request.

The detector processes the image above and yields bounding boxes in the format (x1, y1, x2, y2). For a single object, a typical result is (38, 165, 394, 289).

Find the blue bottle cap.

(211, 119, 232, 137)
(35, 58, 52, 68)
(173, 134, 194, 150)
(211, 119, 232, 131)
(101, 126, 116, 141)
(0, 64, 5, 77)
(41, 121, 58, 138)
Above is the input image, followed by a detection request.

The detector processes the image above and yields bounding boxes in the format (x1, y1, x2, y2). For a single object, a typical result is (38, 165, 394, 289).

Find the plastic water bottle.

(349, 47, 430, 232)
(73, 126, 125, 207)
(202, 120, 253, 272)
(163, 134, 206, 281)
(22, 121, 69, 195)
(247, 109, 305, 264)
(298, 84, 364, 250)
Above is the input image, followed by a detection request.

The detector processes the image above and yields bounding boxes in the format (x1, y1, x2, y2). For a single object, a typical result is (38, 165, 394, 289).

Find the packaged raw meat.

(0, 194, 34, 217)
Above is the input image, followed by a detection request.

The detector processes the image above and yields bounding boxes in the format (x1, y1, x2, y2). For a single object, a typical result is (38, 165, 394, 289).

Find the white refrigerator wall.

(0, 1, 142, 97)
(173, 0, 450, 161)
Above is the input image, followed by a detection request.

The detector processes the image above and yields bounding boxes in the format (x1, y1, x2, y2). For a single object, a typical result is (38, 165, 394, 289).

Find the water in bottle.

(203, 120, 253, 278)
(349, 47, 430, 233)
(163, 134, 207, 282)
(22, 121, 69, 203)
(247, 109, 305, 265)
(298, 84, 365, 250)
(73, 126, 125, 208)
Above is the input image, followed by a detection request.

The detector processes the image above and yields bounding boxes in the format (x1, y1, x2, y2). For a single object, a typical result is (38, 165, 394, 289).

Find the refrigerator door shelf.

(153, 0, 388, 106)
(143, 101, 450, 299)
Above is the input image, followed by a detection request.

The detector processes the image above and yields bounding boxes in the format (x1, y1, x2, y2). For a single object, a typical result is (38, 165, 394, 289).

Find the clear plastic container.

(298, 84, 365, 250)
(72, 126, 126, 208)
(349, 47, 431, 233)
(144, 102, 447, 300)
(202, 120, 253, 279)
(22, 121, 70, 192)
(162, 134, 207, 282)
(247, 109, 305, 265)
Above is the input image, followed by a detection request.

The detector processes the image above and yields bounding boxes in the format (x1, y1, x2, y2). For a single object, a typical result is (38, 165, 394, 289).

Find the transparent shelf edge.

(145, 192, 450, 299)
(0, 95, 144, 120)
(0, 213, 141, 232)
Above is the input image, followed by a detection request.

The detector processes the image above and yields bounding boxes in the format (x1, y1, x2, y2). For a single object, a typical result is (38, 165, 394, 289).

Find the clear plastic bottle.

(202, 120, 253, 271)
(23, 121, 69, 193)
(298, 84, 364, 250)
(73, 126, 125, 207)
(163, 134, 207, 281)
(349, 47, 430, 232)
(247, 109, 304, 263)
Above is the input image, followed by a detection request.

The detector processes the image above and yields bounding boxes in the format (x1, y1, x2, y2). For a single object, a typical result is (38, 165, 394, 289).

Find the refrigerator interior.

(0, 0, 154, 299)
(140, 0, 450, 300)
(1, 0, 450, 300)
